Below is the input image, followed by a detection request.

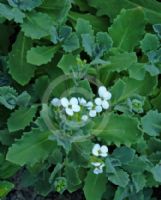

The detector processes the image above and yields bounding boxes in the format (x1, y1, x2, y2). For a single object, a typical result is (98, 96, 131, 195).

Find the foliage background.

(0, 0, 161, 199)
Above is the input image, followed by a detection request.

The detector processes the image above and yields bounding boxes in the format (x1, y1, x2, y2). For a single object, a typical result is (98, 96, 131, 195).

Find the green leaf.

(8, 32, 36, 85)
(82, 33, 95, 57)
(76, 18, 94, 36)
(0, 181, 14, 197)
(141, 110, 161, 136)
(88, 0, 161, 24)
(83, 170, 106, 200)
(62, 32, 80, 52)
(38, 0, 71, 24)
(96, 32, 113, 53)
(111, 74, 157, 104)
(58, 54, 77, 74)
(140, 33, 160, 53)
(151, 92, 161, 112)
(153, 24, 161, 38)
(33, 75, 50, 100)
(94, 113, 142, 146)
(21, 12, 53, 39)
(108, 169, 129, 187)
(109, 8, 145, 51)
(104, 52, 137, 72)
(112, 147, 135, 164)
(132, 173, 146, 192)
(8, 0, 42, 11)
(27, 46, 56, 66)
(151, 165, 161, 183)
(64, 163, 81, 191)
(128, 63, 146, 80)
(0, 86, 17, 109)
(6, 129, 56, 166)
(0, 3, 25, 23)
(7, 105, 37, 132)
(114, 187, 128, 200)
(16, 91, 31, 107)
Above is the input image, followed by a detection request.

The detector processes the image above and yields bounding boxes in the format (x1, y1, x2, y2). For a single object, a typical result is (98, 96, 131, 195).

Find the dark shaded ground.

(6, 189, 85, 200)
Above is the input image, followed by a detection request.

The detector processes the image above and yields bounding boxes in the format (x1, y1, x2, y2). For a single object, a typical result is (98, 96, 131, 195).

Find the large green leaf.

(83, 170, 106, 200)
(7, 106, 37, 132)
(6, 129, 56, 166)
(111, 74, 157, 104)
(103, 52, 137, 72)
(141, 110, 161, 136)
(21, 12, 53, 39)
(88, 0, 161, 24)
(8, 32, 36, 85)
(93, 113, 142, 146)
(27, 46, 57, 66)
(109, 8, 145, 51)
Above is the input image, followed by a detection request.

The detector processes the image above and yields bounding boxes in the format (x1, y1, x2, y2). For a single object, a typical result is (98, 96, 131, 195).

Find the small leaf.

(140, 33, 160, 53)
(153, 24, 161, 38)
(112, 147, 135, 164)
(21, 12, 53, 39)
(0, 181, 14, 198)
(108, 169, 129, 187)
(8, 0, 43, 11)
(141, 110, 161, 136)
(96, 32, 113, 53)
(132, 173, 146, 192)
(83, 170, 106, 200)
(6, 129, 56, 166)
(7, 106, 37, 132)
(0, 3, 25, 23)
(76, 18, 94, 36)
(27, 46, 57, 66)
(151, 165, 161, 183)
(82, 33, 95, 57)
(62, 32, 80, 52)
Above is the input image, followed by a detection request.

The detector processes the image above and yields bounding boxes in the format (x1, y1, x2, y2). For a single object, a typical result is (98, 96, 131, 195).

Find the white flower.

(95, 98, 109, 110)
(101, 100, 109, 110)
(86, 101, 94, 110)
(98, 86, 112, 100)
(82, 115, 88, 121)
(92, 144, 108, 157)
(95, 105, 102, 113)
(51, 98, 61, 107)
(93, 163, 105, 175)
(78, 97, 87, 106)
(89, 110, 97, 117)
(60, 97, 80, 116)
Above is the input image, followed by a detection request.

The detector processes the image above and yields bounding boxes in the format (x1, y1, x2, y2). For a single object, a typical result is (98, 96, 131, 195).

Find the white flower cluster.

(91, 144, 108, 175)
(51, 86, 112, 122)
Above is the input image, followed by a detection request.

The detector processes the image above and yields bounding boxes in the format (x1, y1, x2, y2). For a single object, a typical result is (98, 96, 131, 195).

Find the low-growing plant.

(0, 0, 161, 199)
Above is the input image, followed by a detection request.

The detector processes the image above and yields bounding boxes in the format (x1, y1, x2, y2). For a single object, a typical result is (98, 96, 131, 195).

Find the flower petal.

(78, 98, 87, 106)
(101, 145, 108, 154)
(93, 167, 103, 175)
(103, 91, 112, 100)
(102, 100, 109, 109)
(98, 86, 107, 98)
(65, 108, 73, 116)
(95, 105, 102, 113)
(91, 162, 101, 167)
(95, 97, 102, 106)
(72, 104, 80, 112)
(61, 97, 69, 107)
(51, 98, 61, 107)
(70, 97, 78, 105)
(92, 144, 100, 156)
(82, 115, 88, 121)
(89, 110, 97, 117)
